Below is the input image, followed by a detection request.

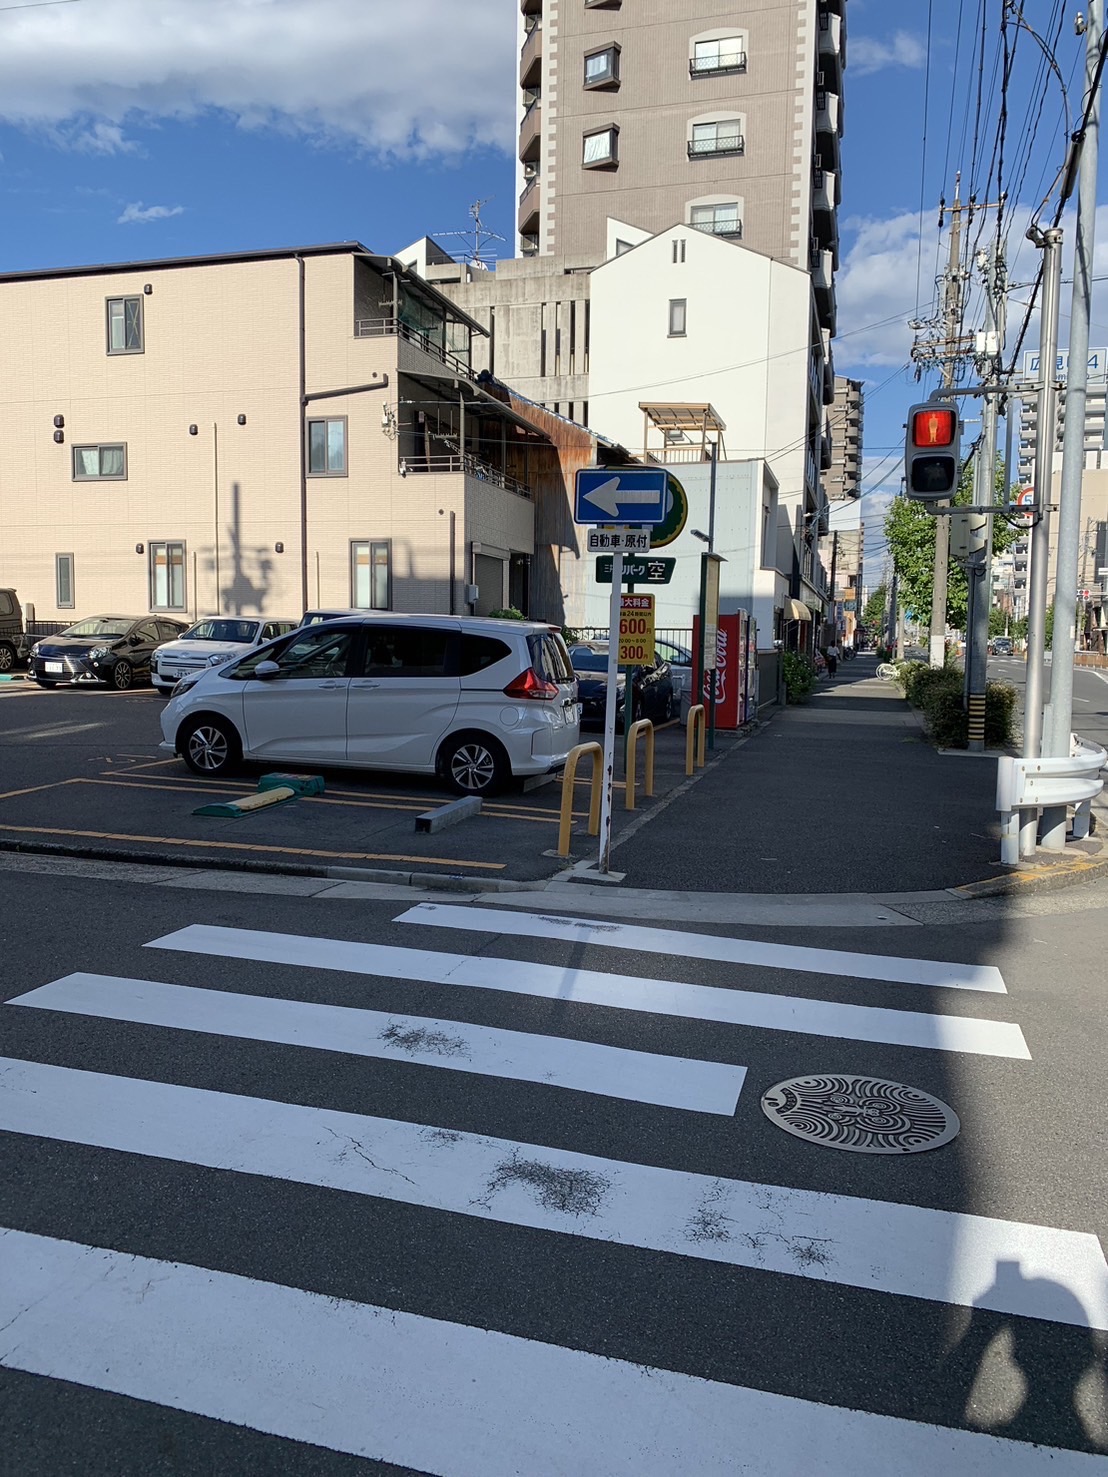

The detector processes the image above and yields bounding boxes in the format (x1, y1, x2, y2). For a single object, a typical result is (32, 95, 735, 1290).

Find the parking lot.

(0, 677, 708, 884)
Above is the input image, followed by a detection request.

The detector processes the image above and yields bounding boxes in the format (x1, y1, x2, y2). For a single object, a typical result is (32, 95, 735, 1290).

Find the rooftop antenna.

(433, 198, 506, 271)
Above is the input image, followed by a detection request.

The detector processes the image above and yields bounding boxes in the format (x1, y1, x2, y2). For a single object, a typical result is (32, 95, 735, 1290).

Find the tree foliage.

(862, 583, 888, 630)
(884, 456, 1017, 631)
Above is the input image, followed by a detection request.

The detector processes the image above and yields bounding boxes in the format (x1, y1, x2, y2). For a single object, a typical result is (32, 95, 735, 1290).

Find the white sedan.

(151, 616, 298, 693)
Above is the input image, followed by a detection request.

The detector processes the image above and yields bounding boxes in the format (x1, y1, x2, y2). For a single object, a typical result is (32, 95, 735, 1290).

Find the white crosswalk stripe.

(148, 924, 1031, 1058)
(2, 912, 1100, 1471)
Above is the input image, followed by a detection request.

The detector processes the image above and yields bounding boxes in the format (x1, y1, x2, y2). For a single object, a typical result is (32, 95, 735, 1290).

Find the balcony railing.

(519, 98, 542, 161)
(687, 134, 745, 159)
(689, 51, 747, 77)
(355, 317, 472, 378)
(402, 452, 531, 500)
(690, 217, 743, 239)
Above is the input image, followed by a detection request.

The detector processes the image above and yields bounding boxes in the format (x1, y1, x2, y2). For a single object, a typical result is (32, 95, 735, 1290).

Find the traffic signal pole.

(928, 180, 966, 669)
(1020, 226, 1065, 857)
(1042, 0, 1102, 849)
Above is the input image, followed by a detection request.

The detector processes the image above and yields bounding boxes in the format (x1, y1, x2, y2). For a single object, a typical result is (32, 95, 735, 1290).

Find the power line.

(915, 0, 935, 316)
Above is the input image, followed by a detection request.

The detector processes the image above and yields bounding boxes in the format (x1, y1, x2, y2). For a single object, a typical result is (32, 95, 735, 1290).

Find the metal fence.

(26, 620, 70, 639)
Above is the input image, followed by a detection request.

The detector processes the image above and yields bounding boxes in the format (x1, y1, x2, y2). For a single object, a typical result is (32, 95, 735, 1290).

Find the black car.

(569, 643, 676, 730)
(29, 615, 188, 690)
(0, 587, 30, 673)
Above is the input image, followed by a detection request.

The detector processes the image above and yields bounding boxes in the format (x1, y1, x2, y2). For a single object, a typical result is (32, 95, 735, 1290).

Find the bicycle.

(876, 662, 899, 681)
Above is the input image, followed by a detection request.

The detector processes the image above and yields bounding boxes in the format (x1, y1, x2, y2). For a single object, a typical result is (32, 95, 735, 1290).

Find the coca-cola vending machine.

(692, 611, 748, 727)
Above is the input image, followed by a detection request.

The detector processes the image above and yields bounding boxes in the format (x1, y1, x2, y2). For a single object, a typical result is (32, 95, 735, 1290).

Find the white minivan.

(159, 614, 580, 796)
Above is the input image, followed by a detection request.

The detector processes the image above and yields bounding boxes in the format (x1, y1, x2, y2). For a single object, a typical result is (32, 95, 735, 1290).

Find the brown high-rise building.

(517, 0, 845, 277)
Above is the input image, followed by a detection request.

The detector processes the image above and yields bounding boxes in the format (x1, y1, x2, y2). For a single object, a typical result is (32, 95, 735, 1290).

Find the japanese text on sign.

(618, 593, 655, 666)
(586, 528, 651, 553)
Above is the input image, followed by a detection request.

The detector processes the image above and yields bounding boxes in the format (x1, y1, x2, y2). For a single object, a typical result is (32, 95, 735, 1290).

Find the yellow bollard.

(685, 704, 706, 776)
(625, 719, 655, 810)
(556, 741, 603, 857)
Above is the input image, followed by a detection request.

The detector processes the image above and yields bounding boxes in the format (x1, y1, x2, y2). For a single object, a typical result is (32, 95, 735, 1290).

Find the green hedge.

(895, 661, 1018, 749)
(782, 650, 817, 703)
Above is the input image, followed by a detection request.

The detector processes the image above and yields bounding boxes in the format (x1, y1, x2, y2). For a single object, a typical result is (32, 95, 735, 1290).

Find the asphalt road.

(1, 860, 1105, 1471)
(988, 655, 1108, 753)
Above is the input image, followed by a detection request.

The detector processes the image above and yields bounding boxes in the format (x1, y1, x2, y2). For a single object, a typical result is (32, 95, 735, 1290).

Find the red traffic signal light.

(904, 400, 961, 499)
(910, 406, 957, 449)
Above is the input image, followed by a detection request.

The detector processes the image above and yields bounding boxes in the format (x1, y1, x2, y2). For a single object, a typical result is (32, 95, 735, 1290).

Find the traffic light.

(904, 402, 960, 500)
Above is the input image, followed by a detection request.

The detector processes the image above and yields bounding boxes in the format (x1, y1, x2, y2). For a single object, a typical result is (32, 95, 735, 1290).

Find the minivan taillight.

(503, 667, 560, 701)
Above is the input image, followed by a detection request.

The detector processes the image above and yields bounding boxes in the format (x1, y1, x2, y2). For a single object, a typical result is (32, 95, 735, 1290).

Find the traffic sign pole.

(596, 551, 623, 875)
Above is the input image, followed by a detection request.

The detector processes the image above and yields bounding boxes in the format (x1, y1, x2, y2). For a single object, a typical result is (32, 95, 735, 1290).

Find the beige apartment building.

(0, 243, 600, 626)
(824, 375, 862, 503)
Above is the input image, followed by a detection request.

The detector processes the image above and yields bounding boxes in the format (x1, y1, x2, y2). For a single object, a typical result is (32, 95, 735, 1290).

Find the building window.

(72, 444, 127, 480)
(668, 299, 687, 337)
(689, 202, 742, 238)
(351, 540, 391, 610)
(149, 541, 186, 611)
(615, 238, 634, 256)
(106, 296, 143, 355)
(690, 37, 747, 76)
(689, 120, 745, 158)
(584, 44, 620, 87)
(671, 238, 686, 263)
(55, 553, 75, 610)
(582, 125, 618, 168)
(307, 416, 347, 476)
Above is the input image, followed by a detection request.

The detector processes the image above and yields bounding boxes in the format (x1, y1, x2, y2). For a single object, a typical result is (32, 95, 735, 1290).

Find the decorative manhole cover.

(761, 1075, 960, 1155)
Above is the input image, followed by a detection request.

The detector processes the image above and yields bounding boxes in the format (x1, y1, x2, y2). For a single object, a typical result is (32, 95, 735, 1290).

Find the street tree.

(884, 456, 1017, 631)
(862, 583, 888, 630)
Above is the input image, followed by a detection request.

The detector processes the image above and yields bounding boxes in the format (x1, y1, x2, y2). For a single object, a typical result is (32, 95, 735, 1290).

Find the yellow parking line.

(0, 779, 81, 804)
(0, 823, 506, 870)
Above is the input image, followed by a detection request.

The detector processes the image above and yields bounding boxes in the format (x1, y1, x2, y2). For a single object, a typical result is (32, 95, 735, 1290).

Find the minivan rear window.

(529, 632, 574, 685)
(458, 634, 512, 676)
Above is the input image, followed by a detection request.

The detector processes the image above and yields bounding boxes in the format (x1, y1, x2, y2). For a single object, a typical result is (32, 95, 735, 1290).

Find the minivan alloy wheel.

(187, 723, 229, 772)
(450, 742, 497, 791)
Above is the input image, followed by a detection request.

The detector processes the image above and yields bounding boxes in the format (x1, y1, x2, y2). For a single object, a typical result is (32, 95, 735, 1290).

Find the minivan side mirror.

(128, 633, 141, 646)
(254, 660, 281, 680)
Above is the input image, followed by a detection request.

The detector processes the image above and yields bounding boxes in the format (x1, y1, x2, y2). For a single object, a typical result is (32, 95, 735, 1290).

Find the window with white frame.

(55, 553, 75, 609)
(584, 44, 619, 87)
(668, 299, 687, 337)
(690, 36, 746, 75)
(107, 296, 143, 354)
(689, 201, 743, 238)
(582, 125, 618, 168)
(72, 444, 127, 480)
(149, 541, 186, 611)
(688, 119, 745, 158)
(307, 416, 347, 475)
(351, 539, 391, 610)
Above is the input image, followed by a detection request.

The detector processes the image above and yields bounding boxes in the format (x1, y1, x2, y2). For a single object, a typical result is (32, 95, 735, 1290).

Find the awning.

(785, 598, 812, 622)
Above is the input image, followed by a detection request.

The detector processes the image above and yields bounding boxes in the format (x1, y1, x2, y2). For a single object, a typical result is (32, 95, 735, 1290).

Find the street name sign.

(575, 467, 670, 525)
(618, 594, 655, 666)
(586, 527, 651, 553)
(596, 556, 676, 584)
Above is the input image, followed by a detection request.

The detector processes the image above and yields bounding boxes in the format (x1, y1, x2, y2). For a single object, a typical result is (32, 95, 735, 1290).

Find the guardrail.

(556, 742, 603, 858)
(996, 735, 1107, 863)
(625, 720, 654, 811)
(686, 704, 706, 776)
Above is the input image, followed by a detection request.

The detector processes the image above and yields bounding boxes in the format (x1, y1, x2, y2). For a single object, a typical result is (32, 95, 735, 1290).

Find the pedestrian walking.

(826, 642, 840, 678)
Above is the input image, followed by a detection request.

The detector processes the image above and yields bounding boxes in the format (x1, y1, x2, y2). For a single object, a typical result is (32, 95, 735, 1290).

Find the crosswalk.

(3, 903, 1106, 1471)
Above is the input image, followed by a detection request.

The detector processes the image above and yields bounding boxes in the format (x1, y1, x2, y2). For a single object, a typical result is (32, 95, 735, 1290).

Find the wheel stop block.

(257, 773, 325, 797)
(193, 786, 298, 818)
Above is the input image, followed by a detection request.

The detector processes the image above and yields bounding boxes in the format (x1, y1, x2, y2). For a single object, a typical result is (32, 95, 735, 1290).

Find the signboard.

(575, 467, 670, 526)
(595, 556, 676, 584)
(1022, 348, 1108, 382)
(843, 600, 857, 612)
(1012, 487, 1036, 527)
(618, 594, 655, 666)
(586, 527, 651, 553)
(702, 554, 722, 671)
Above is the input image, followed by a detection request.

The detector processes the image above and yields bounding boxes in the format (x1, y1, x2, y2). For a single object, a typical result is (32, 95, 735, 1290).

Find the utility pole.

(1042, 0, 1103, 848)
(965, 241, 1006, 750)
(928, 177, 967, 669)
(1020, 224, 1065, 857)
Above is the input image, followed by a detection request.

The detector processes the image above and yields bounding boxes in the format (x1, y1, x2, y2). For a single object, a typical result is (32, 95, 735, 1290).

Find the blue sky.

(0, 0, 1100, 576)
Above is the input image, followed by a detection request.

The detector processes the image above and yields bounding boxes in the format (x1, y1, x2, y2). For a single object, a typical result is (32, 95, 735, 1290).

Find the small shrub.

(561, 625, 581, 646)
(782, 650, 817, 703)
(917, 677, 1019, 749)
(489, 606, 525, 621)
(984, 680, 1019, 748)
(903, 664, 961, 710)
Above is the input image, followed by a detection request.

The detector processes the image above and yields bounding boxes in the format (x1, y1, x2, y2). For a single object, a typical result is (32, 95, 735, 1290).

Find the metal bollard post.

(625, 719, 655, 810)
(685, 704, 706, 776)
(556, 742, 603, 857)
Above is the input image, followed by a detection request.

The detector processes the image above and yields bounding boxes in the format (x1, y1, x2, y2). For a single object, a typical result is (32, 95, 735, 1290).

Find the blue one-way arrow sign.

(574, 466, 670, 526)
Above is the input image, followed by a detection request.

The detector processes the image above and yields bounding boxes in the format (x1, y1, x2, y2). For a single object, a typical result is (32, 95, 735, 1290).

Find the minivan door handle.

(351, 681, 382, 690)
(317, 681, 344, 690)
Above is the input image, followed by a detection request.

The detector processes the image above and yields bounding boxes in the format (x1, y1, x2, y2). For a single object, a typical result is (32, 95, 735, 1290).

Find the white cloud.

(0, 0, 516, 159)
(850, 31, 927, 78)
(835, 211, 930, 369)
(118, 201, 184, 224)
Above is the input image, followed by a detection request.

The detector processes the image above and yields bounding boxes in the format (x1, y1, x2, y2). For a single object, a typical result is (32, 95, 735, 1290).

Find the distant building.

(825, 376, 863, 503)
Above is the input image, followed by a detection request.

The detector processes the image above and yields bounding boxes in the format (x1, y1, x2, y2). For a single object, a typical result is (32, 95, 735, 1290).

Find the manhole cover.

(761, 1075, 960, 1155)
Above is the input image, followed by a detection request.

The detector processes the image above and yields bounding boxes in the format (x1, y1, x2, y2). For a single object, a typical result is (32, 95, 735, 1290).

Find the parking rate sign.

(618, 594, 655, 665)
